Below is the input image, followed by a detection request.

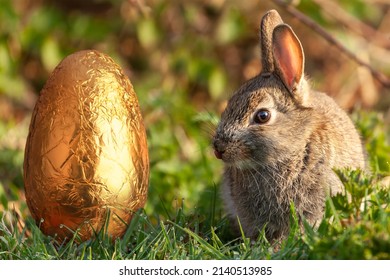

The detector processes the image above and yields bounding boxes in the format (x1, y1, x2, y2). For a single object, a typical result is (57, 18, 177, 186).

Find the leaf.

(137, 18, 159, 48)
(41, 37, 62, 72)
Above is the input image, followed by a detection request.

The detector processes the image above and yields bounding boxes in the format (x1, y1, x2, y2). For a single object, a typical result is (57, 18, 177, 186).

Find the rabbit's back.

(309, 90, 366, 172)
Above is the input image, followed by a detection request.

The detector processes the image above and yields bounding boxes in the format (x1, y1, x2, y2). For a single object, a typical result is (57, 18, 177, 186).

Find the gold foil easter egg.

(23, 50, 149, 242)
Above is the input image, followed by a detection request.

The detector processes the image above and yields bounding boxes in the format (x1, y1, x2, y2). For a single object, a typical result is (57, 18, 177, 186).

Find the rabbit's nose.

(213, 137, 226, 159)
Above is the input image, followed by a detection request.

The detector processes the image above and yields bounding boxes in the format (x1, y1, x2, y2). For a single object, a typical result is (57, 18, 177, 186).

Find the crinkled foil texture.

(23, 50, 149, 242)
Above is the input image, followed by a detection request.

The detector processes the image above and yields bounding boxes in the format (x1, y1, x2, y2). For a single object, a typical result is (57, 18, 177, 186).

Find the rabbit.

(212, 10, 367, 242)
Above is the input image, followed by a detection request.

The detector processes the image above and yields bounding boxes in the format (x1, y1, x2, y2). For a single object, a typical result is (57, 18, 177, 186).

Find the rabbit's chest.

(229, 167, 326, 229)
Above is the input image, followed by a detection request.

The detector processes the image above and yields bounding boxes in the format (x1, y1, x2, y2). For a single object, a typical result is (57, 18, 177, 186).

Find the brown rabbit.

(213, 10, 367, 242)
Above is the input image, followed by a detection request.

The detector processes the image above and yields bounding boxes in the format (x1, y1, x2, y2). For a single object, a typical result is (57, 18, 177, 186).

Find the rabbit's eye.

(254, 109, 271, 124)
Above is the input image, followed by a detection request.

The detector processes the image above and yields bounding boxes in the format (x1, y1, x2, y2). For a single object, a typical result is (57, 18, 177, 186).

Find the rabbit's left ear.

(272, 24, 304, 92)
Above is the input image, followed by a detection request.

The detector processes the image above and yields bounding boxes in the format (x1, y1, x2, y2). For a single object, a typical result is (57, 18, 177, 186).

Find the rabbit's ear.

(272, 24, 304, 93)
(260, 10, 283, 73)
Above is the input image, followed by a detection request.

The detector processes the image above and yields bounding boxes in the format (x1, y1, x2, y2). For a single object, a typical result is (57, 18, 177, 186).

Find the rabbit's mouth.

(214, 149, 224, 160)
(213, 133, 261, 167)
(213, 146, 258, 169)
(213, 145, 232, 163)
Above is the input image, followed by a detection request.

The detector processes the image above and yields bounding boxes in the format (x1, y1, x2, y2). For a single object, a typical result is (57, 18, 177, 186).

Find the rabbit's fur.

(213, 10, 367, 241)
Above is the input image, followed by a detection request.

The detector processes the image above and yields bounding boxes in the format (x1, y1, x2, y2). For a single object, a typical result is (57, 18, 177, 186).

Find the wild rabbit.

(213, 10, 367, 242)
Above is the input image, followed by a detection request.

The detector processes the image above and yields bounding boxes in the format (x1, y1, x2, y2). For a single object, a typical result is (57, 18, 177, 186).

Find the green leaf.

(41, 37, 62, 72)
(137, 18, 159, 48)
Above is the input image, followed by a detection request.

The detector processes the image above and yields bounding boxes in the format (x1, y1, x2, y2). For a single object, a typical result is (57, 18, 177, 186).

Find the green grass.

(0, 112, 389, 260)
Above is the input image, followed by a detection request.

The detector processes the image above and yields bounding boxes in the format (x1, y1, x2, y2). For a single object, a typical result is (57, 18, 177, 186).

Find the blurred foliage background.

(0, 0, 390, 227)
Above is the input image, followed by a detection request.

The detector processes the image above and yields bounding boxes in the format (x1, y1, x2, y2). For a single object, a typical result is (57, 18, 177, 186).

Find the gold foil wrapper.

(23, 50, 149, 242)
